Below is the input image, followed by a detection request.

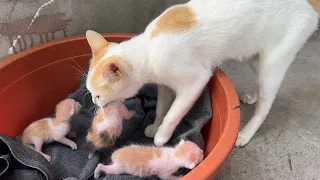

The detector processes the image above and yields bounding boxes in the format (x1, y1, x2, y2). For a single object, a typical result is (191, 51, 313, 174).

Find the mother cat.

(85, 0, 319, 147)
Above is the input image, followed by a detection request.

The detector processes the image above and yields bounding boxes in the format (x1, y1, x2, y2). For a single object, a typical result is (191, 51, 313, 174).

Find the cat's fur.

(85, 0, 319, 146)
(94, 140, 204, 180)
(86, 101, 135, 159)
(22, 99, 81, 162)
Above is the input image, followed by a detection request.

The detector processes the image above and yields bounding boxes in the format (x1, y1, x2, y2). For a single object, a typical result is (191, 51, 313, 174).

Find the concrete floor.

(215, 34, 320, 180)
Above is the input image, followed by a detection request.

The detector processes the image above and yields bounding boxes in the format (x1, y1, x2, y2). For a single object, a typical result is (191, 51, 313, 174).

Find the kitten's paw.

(94, 164, 102, 179)
(241, 93, 257, 104)
(43, 154, 52, 162)
(88, 151, 95, 159)
(69, 141, 78, 150)
(235, 130, 253, 147)
(144, 124, 159, 138)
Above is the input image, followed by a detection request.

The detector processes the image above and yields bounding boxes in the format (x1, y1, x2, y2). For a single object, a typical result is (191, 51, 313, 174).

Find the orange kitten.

(22, 99, 81, 162)
(94, 140, 204, 180)
(86, 101, 135, 159)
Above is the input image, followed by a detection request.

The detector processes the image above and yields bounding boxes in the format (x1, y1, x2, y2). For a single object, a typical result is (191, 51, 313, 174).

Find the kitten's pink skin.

(88, 149, 96, 159)
(86, 101, 135, 159)
(32, 137, 52, 162)
(123, 110, 135, 120)
(94, 140, 203, 180)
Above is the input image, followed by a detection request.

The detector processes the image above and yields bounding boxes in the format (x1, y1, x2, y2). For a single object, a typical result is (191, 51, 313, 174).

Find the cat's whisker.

(69, 64, 87, 78)
(73, 73, 83, 79)
(83, 91, 90, 101)
(71, 58, 88, 77)
(89, 105, 97, 112)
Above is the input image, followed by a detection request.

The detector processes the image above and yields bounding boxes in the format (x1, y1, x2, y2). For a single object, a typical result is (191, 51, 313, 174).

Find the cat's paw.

(144, 124, 159, 138)
(235, 130, 253, 147)
(94, 164, 102, 179)
(154, 130, 171, 146)
(241, 93, 257, 104)
(69, 141, 78, 150)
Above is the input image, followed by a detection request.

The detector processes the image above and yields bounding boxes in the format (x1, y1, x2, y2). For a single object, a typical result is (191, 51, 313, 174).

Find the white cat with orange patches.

(86, 101, 135, 159)
(85, 0, 319, 147)
(94, 140, 204, 180)
(22, 99, 81, 162)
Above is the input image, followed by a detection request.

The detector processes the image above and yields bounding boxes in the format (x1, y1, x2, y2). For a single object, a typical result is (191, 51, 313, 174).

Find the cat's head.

(85, 30, 140, 107)
(174, 140, 204, 169)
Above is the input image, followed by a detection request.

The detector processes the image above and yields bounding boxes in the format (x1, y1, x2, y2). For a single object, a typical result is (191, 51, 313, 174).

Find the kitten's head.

(85, 30, 140, 107)
(174, 140, 204, 169)
(56, 99, 82, 121)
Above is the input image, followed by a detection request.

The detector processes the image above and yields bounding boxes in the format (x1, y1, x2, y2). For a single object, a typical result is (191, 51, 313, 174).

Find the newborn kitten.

(22, 99, 81, 162)
(86, 101, 135, 159)
(94, 140, 204, 180)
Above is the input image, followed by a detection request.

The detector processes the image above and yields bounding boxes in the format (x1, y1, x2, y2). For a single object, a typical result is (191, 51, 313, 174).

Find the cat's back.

(145, 0, 317, 64)
(112, 145, 163, 176)
(22, 118, 51, 144)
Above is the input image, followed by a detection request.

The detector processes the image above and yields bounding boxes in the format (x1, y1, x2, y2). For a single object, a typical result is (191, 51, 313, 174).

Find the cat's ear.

(101, 61, 123, 83)
(86, 30, 111, 54)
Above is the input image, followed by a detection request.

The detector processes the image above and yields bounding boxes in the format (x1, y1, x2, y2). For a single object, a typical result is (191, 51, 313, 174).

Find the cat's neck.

(118, 34, 153, 84)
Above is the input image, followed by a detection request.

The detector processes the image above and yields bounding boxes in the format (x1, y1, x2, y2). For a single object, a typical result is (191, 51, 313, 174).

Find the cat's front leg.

(154, 77, 210, 146)
(145, 85, 175, 138)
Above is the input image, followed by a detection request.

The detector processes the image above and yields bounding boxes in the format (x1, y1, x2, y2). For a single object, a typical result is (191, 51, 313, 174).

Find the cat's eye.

(96, 95, 100, 99)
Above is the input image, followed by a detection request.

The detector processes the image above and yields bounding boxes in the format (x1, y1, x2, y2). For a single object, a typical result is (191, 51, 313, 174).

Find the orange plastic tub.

(0, 34, 240, 179)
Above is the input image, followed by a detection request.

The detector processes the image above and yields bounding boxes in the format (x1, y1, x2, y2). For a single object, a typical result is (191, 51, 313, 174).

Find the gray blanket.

(0, 64, 212, 180)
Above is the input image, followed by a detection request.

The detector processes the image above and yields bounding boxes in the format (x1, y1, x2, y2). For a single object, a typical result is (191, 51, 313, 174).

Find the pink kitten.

(86, 101, 135, 159)
(22, 99, 81, 162)
(94, 140, 204, 180)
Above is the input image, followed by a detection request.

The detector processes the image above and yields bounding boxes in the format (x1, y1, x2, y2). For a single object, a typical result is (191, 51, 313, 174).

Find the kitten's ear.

(101, 61, 123, 83)
(86, 30, 110, 54)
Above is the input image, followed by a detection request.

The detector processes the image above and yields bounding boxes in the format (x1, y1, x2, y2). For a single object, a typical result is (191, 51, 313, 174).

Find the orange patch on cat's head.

(86, 30, 139, 108)
(89, 55, 133, 95)
(151, 5, 197, 38)
(175, 140, 204, 169)
(86, 30, 114, 71)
